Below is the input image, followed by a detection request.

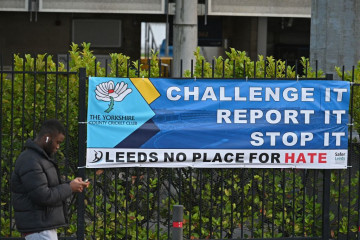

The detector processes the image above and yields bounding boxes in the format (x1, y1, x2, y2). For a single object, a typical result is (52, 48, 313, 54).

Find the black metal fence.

(0, 54, 359, 240)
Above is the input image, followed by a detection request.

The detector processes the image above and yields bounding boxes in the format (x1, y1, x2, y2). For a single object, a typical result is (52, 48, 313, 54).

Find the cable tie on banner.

(194, 76, 196, 81)
(246, 76, 248, 82)
(78, 122, 87, 124)
(297, 75, 299, 81)
(142, 76, 144, 81)
(347, 123, 354, 126)
(77, 166, 87, 169)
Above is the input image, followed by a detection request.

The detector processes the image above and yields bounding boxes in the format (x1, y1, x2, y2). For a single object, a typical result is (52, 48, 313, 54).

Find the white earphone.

(46, 137, 49, 143)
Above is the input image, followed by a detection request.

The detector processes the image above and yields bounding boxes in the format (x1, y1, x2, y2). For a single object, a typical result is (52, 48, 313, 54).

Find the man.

(11, 119, 89, 240)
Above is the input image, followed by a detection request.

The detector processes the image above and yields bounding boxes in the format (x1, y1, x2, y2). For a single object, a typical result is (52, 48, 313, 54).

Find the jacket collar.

(25, 139, 55, 163)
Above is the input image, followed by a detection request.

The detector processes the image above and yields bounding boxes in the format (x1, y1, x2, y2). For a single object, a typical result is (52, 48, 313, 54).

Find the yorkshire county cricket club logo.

(95, 80, 132, 113)
(87, 77, 161, 150)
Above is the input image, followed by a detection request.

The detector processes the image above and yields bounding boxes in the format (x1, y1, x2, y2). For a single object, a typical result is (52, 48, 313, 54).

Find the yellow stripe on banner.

(130, 78, 160, 104)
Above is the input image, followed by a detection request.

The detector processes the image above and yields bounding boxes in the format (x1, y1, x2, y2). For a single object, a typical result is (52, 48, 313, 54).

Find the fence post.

(322, 170, 331, 240)
(77, 67, 87, 240)
(172, 205, 183, 240)
(322, 73, 333, 240)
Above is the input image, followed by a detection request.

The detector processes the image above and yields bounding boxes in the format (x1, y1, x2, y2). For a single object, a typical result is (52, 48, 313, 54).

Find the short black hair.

(37, 119, 66, 138)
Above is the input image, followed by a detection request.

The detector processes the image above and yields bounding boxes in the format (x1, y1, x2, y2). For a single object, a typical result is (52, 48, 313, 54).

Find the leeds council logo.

(95, 80, 132, 113)
(91, 150, 103, 163)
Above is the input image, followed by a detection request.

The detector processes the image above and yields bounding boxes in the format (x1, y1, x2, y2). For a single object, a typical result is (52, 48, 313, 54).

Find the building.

(0, 0, 311, 67)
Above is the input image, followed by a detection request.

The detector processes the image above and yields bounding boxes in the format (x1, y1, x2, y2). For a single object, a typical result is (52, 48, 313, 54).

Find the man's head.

(35, 119, 66, 156)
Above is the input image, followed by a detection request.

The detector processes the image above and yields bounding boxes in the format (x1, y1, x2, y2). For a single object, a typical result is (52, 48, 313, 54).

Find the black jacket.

(11, 139, 73, 233)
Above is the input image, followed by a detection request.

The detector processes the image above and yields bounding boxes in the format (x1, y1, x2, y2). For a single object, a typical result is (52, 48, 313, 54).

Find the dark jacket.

(11, 139, 73, 233)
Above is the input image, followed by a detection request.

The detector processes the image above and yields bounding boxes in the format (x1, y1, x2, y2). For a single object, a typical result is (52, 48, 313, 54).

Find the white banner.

(86, 148, 347, 169)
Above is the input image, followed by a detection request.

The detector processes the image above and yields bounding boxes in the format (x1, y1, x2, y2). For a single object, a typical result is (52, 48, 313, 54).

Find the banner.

(86, 77, 350, 169)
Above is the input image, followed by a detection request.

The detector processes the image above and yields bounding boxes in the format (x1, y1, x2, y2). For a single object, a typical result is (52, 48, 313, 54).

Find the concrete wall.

(310, 0, 360, 77)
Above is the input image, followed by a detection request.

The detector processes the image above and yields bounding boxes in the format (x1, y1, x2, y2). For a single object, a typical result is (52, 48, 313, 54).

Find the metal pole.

(172, 0, 197, 77)
(172, 205, 183, 240)
(310, 0, 360, 79)
(322, 170, 331, 240)
(165, 0, 169, 57)
(322, 73, 333, 240)
(77, 67, 87, 240)
(145, 23, 149, 59)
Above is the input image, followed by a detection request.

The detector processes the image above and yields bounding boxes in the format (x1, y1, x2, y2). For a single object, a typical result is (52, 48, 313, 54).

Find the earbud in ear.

(46, 137, 49, 143)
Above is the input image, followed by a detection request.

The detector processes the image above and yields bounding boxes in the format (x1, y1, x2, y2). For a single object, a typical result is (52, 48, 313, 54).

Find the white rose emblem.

(95, 81, 132, 113)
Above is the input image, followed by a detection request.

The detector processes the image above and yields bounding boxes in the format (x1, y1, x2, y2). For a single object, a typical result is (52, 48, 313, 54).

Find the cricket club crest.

(95, 80, 132, 113)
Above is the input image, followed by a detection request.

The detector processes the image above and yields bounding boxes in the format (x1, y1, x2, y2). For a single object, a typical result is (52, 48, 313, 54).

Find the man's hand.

(70, 177, 90, 193)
